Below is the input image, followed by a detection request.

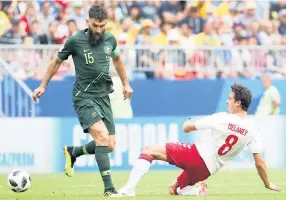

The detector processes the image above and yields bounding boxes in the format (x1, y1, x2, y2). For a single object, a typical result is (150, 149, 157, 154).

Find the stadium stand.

(0, 0, 286, 80)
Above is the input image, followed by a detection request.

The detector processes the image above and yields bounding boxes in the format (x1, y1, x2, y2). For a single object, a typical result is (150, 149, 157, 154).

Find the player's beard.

(88, 28, 105, 47)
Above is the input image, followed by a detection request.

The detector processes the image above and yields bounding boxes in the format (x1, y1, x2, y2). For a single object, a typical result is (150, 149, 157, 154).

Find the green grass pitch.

(0, 169, 285, 200)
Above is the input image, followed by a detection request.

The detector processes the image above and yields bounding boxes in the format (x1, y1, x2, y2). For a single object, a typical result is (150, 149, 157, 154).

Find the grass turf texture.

(0, 169, 285, 200)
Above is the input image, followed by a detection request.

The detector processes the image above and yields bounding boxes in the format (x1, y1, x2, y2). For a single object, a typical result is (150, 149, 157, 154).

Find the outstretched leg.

(118, 142, 210, 197)
(117, 145, 168, 196)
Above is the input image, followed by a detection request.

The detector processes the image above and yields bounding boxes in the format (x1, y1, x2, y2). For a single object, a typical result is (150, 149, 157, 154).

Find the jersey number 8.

(218, 134, 239, 156)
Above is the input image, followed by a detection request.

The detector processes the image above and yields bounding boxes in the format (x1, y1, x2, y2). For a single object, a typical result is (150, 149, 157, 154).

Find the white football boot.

(112, 187, 136, 197)
(198, 183, 208, 196)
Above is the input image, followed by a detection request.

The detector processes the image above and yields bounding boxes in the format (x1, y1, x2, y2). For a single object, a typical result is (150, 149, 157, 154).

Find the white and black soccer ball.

(7, 169, 31, 193)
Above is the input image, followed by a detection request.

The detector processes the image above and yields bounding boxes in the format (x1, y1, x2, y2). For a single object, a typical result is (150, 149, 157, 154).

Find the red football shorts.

(166, 142, 211, 188)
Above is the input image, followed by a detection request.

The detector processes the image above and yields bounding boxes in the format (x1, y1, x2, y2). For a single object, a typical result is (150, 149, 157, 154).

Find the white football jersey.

(194, 112, 263, 174)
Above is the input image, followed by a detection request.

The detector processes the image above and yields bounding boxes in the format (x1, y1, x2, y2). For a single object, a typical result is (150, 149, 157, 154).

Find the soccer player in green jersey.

(32, 5, 133, 196)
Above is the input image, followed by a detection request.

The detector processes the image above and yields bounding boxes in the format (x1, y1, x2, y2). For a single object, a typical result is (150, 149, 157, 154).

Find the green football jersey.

(58, 29, 119, 98)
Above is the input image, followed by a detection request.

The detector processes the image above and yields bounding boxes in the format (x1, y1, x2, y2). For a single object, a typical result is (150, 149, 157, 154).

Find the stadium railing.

(0, 58, 36, 117)
(0, 45, 285, 78)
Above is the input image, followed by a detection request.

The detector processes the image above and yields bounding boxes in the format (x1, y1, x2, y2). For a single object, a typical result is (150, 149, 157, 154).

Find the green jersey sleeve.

(111, 36, 119, 58)
(58, 37, 74, 61)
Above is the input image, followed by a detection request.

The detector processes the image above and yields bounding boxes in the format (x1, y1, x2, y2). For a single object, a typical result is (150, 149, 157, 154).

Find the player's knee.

(142, 145, 157, 156)
(97, 132, 109, 145)
(92, 130, 109, 145)
(108, 141, 116, 152)
(142, 146, 152, 154)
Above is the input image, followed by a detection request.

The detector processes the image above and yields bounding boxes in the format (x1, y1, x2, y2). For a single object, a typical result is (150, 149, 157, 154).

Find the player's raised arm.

(32, 37, 74, 102)
(253, 153, 280, 192)
(112, 46, 133, 100)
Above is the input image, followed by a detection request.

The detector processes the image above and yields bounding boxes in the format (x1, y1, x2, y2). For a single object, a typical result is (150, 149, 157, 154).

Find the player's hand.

(266, 183, 281, 192)
(123, 84, 133, 100)
(32, 87, 45, 102)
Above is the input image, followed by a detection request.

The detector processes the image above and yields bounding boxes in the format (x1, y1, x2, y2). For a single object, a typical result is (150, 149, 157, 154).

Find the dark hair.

(231, 83, 252, 111)
(88, 5, 107, 20)
(67, 19, 76, 25)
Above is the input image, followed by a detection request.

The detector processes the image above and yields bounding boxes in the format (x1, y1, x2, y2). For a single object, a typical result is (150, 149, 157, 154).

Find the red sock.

(139, 153, 153, 163)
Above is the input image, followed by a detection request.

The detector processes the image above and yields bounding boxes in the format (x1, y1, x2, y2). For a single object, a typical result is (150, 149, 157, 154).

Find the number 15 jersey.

(58, 29, 118, 98)
(194, 112, 263, 174)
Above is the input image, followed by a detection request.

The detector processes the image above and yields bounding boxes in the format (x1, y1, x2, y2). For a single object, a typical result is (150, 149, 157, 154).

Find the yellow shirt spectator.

(195, 32, 221, 46)
(192, 1, 211, 19)
(0, 11, 10, 36)
(216, 1, 230, 17)
(153, 32, 168, 46)
(106, 21, 121, 41)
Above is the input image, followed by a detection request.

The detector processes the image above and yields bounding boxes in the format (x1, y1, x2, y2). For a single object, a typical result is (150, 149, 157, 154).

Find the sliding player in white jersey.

(116, 84, 281, 197)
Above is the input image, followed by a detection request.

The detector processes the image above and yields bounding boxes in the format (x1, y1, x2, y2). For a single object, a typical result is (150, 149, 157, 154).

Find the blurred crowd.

(0, 0, 286, 80)
(1, 0, 286, 46)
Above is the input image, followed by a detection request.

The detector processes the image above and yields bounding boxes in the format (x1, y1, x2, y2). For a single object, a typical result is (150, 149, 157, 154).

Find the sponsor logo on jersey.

(91, 112, 97, 118)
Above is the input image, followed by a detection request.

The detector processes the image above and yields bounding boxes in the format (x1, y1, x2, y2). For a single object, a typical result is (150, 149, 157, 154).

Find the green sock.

(72, 140, 96, 158)
(95, 146, 114, 190)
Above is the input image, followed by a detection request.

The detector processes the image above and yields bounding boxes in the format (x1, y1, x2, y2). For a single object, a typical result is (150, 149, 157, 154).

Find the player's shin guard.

(125, 153, 153, 190)
(72, 140, 96, 158)
(95, 146, 114, 190)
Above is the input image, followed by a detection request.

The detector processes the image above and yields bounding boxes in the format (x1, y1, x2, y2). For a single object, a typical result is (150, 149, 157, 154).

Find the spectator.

(259, 21, 282, 45)
(233, 21, 245, 44)
(270, 0, 286, 20)
(179, 6, 205, 34)
(38, 22, 58, 44)
(129, 5, 143, 25)
(0, 0, 286, 80)
(191, 0, 212, 19)
(153, 22, 173, 45)
(67, 19, 79, 37)
(216, 0, 231, 18)
(20, 2, 39, 35)
(205, 4, 217, 24)
(118, 17, 135, 45)
(180, 23, 195, 48)
(68, 1, 86, 30)
(135, 19, 157, 78)
(137, 0, 158, 21)
(218, 23, 234, 46)
(239, 1, 259, 28)
(278, 9, 286, 35)
(109, 75, 133, 119)
(256, 75, 281, 116)
(156, 28, 188, 80)
(1, 19, 22, 44)
(159, 0, 181, 21)
(195, 22, 221, 46)
(106, 6, 121, 40)
(38, 1, 55, 34)
(29, 20, 41, 44)
(55, 8, 69, 44)
(135, 19, 154, 45)
(0, 1, 10, 36)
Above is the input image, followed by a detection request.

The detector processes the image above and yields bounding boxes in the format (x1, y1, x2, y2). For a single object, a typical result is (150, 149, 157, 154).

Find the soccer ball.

(7, 169, 31, 193)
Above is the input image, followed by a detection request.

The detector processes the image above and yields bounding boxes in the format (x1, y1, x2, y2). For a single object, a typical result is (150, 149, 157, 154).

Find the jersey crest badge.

(104, 45, 112, 54)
